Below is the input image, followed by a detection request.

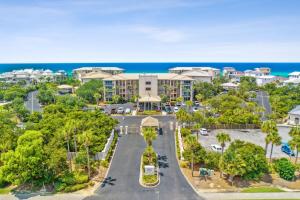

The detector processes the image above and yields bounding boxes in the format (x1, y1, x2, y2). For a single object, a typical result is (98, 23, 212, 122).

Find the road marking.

(170, 122, 173, 131)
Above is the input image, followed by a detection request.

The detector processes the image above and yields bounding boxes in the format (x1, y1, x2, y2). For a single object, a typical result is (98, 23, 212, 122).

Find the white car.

(211, 144, 222, 152)
(181, 102, 186, 106)
(174, 106, 179, 113)
(125, 108, 131, 114)
(192, 107, 199, 112)
(117, 107, 124, 114)
(199, 128, 208, 136)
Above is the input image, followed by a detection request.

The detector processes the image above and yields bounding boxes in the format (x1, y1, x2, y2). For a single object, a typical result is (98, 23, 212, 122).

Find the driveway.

(24, 90, 42, 113)
(198, 126, 292, 158)
(84, 116, 202, 200)
(256, 91, 272, 121)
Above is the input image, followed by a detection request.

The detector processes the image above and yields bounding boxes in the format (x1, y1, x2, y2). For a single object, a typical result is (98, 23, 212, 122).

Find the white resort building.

(282, 71, 300, 86)
(0, 69, 67, 83)
(73, 66, 221, 109)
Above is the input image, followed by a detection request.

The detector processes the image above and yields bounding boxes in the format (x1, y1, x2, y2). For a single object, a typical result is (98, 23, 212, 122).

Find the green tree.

(94, 93, 101, 106)
(0, 131, 47, 185)
(267, 131, 281, 162)
(185, 100, 193, 111)
(289, 126, 300, 164)
(76, 80, 103, 104)
(219, 140, 268, 183)
(176, 96, 183, 103)
(274, 158, 296, 181)
(261, 120, 278, 155)
(216, 132, 231, 156)
(78, 130, 95, 179)
(143, 127, 157, 146)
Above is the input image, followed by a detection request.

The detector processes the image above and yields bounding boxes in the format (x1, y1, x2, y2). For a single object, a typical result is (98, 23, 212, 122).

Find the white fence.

(94, 129, 115, 160)
(177, 126, 184, 160)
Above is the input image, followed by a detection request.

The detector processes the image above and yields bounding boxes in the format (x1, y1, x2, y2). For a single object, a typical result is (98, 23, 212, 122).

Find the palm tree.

(267, 131, 281, 162)
(185, 135, 199, 176)
(216, 132, 231, 156)
(94, 93, 101, 106)
(261, 120, 278, 155)
(193, 123, 201, 141)
(66, 120, 79, 154)
(289, 126, 300, 164)
(62, 128, 72, 170)
(186, 100, 193, 111)
(195, 93, 203, 102)
(78, 129, 95, 180)
(143, 127, 157, 146)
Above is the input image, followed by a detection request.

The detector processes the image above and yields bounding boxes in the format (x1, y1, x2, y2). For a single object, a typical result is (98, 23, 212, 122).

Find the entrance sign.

(144, 165, 155, 175)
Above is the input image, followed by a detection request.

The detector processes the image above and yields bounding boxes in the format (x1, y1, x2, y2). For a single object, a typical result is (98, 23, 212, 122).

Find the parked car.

(281, 143, 295, 156)
(117, 107, 124, 114)
(125, 108, 131, 114)
(194, 101, 200, 106)
(174, 106, 179, 113)
(181, 102, 186, 106)
(199, 128, 208, 136)
(175, 102, 181, 107)
(110, 108, 116, 114)
(211, 144, 222, 152)
(192, 107, 199, 112)
(165, 106, 172, 113)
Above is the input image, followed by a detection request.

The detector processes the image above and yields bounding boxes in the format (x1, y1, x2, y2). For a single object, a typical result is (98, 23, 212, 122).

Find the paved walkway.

(201, 192, 300, 200)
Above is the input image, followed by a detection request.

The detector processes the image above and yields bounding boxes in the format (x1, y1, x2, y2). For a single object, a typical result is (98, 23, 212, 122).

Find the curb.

(91, 135, 120, 193)
(173, 128, 204, 197)
(139, 155, 160, 188)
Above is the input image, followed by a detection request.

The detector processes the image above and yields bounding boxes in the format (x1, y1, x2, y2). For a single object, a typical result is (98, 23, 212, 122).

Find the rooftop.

(103, 73, 193, 81)
(288, 71, 300, 76)
(289, 105, 300, 115)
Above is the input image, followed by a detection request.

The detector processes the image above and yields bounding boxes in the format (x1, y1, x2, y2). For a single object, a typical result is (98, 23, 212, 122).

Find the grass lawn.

(143, 175, 158, 184)
(241, 186, 285, 193)
(0, 186, 13, 194)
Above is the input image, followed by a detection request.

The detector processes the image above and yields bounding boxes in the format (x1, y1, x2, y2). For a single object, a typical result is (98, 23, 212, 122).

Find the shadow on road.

(101, 177, 117, 188)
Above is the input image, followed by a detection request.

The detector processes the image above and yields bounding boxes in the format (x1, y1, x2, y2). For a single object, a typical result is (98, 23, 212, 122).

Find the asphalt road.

(84, 116, 202, 200)
(256, 91, 272, 121)
(24, 90, 42, 113)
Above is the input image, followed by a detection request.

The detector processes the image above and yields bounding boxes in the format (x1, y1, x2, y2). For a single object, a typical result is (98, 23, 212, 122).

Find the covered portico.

(141, 116, 159, 128)
(138, 95, 161, 110)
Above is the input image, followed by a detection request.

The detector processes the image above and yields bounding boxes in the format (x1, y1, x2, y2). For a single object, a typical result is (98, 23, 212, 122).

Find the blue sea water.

(0, 62, 299, 77)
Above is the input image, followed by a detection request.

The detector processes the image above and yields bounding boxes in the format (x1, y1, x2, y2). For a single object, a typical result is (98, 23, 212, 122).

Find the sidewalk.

(201, 192, 300, 200)
(0, 193, 86, 200)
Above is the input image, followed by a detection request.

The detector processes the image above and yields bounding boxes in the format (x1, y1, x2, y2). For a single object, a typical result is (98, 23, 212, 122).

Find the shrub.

(274, 158, 295, 181)
(64, 183, 88, 192)
(179, 160, 189, 168)
(142, 146, 157, 166)
(180, 128, 191, 138)
(142, 175, 157, 184)
(101, 160, 109, 168)
(204, 151, 221, 170)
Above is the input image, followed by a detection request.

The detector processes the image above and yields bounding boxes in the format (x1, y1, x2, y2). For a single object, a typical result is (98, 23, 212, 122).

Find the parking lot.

(198, 126, 292, 158)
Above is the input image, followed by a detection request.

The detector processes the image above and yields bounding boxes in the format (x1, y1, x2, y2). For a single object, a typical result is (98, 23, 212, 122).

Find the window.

(146, 81, 151, 85)
(146, 87, 151, 91)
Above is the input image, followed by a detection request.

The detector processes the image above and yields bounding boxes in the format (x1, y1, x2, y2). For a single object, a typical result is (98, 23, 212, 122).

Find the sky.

(0, 0, 300, 63)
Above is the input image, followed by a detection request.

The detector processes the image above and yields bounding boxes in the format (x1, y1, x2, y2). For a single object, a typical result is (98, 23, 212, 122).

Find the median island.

(139, 117, 160, 187)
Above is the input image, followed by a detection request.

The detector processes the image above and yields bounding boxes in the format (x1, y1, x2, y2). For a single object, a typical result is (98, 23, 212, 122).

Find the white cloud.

(134, 26, 186, 43)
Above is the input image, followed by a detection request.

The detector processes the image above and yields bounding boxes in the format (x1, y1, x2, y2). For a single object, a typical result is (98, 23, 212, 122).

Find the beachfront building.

(168, 67, 220, 82)
(103, 73, 193, 109)
(222, 67, 245, 82)
(244, 67, 271, 77)
(221, 82, 239, 90)
(0, 69, 66, 84)
(282, 71, 300, 86)
(73, 67, 124, 81)
(256, 75, 277, 86)
(288, 71, 300, 79)
(288, 105, 300, 125)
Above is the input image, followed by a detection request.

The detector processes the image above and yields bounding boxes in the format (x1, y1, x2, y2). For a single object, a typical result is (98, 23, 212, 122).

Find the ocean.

(0, 62, 299, 77)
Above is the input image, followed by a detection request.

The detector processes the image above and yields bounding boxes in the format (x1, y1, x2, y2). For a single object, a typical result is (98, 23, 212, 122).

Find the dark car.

(281, 143, 295, 156)
(110, 108, 116, 114)
(165, 106, 172, 113)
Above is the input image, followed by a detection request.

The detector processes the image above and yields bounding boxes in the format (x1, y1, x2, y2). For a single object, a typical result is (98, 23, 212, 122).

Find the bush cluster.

(274, 158, 296, 181)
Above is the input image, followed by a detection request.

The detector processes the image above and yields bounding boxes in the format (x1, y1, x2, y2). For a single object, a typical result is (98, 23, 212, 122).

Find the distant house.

(256, 75, 277, 86)
(221, 82, 239, 90)
(288, 71, 300, 79)
(288, 105, 300, 125)
(57, 85, 73, 94)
